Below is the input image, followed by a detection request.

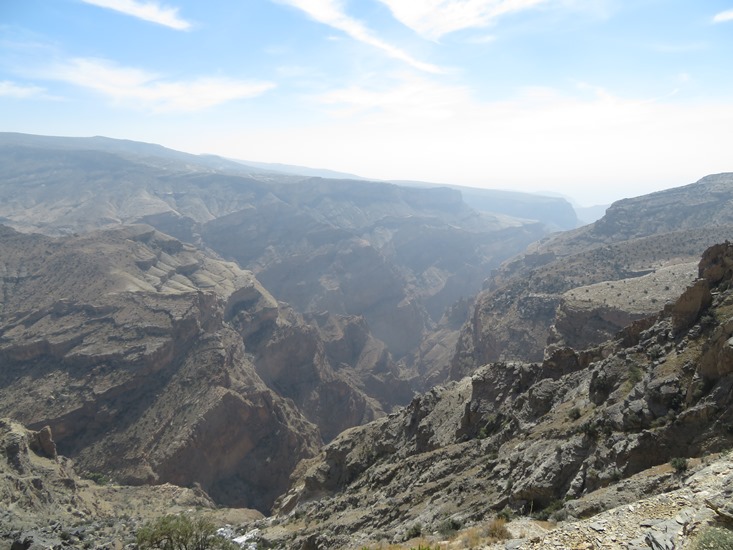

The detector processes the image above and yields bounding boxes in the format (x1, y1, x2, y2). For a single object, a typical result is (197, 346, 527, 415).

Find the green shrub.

(692, 526, 733, 550)
(86, 472, 110, 485)
(628, 365, 643, 385)
(404, 523, 422, 540)
(136, 514, 237, 550)
(437, 518, 461, 537)
(568, 407, 581, 421)
(580, 421, 599, 440)
(496, 506, 515, 521)
(532, 500, 564, 521)
(670, 457, 688, 474)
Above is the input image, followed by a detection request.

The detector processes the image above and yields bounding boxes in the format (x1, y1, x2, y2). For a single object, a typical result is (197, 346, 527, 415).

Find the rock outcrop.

(548, 262, 698, 352)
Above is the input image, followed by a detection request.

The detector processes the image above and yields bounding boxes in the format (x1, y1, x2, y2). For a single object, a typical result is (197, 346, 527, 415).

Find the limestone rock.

(28, 426, 56, 460)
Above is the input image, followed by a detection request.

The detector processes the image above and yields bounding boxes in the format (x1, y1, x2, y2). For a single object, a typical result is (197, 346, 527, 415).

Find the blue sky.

(1, 0, 732, 205)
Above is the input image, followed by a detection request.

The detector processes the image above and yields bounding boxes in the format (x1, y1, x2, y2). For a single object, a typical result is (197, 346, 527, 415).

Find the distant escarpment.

(200, 180, 545, 357)
(253, 241, 733, 548)
(451, 173, 733, 378)
(0, 133, 554, 362)
(0, 224, 397, 510)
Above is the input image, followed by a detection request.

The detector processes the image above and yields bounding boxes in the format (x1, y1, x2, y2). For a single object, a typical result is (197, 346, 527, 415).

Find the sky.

(1, 1, 733, 206)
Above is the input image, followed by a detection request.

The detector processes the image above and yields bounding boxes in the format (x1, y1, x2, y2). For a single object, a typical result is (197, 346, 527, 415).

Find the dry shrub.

(459, 527, 482, 548)
(487, 518, 510, 541)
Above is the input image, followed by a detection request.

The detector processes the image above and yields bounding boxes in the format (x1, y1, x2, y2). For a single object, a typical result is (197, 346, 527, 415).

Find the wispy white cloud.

(0, 80, 46, 99)
(80, 0, 192, 30)
(317, 73, 471, 118)
(249, 73, 731, 205)
(713, 9, 733, 23)
(375, 0, 549, 40)
(465, 33, 497, 44)
(274, 0, 443, 73)
(42, 57, 275, 112)
(651, 42, 707, 53)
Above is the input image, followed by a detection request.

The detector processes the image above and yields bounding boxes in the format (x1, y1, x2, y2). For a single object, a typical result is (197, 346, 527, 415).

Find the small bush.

(628, 365, 643, 385)
(86, 472, 110, 485)
(486, 518, 510, 541)
(568, 407, 581, 421)
(496, 506, 515, 521)
(670, 457, 688, 474)
(532, 500, 564, 521)
(404, 523, 422, 540)
(437, 518, 461, 537)
(580, 421, 599, 440)
(692, 526, 733, 550)
(136, 514, 237, 550)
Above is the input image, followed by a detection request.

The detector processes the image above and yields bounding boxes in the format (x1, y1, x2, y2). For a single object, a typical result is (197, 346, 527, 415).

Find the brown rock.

(29, 426, 56, 459)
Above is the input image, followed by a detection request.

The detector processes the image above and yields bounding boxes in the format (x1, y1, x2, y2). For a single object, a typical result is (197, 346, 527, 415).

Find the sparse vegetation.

(437, 518, 462, 537)
(628, 364, 642, 384)
(670, 457, 688, 474)
(486, 518, 510, 541)
(85, 471, 111, 485)
(136, 514, 237, 550)
(568, 407, 581, 421)
(532, 500, 564, 521)
(404, 523, 423, 540)
(496, 506, 515, 521)
(579, 421, 599, 440)
(691, 526, 733, 550)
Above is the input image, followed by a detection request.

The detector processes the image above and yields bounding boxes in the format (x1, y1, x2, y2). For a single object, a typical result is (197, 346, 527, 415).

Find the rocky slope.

(0, 418, 262, 549)
(451, 173, 733, 377)
(0, 224, 396, 511)
(243, 241, 733, 548)
(488, 455, 733, 549)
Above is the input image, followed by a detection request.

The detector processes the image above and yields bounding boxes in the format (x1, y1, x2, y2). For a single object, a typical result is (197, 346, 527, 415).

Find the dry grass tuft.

(486, 518, 510, 541)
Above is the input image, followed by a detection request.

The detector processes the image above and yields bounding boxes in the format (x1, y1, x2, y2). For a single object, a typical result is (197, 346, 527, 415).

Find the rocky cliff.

(451, 173, 733, 378)
(247, 241, 733, 548)
(0, 224, 390, 511)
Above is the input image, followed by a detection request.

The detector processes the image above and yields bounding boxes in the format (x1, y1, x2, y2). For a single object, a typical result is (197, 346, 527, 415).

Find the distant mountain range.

(0, 132, 569, 512)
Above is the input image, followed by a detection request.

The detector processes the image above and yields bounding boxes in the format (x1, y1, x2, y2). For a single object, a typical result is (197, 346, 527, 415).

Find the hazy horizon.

(2, 1, 732, 206)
